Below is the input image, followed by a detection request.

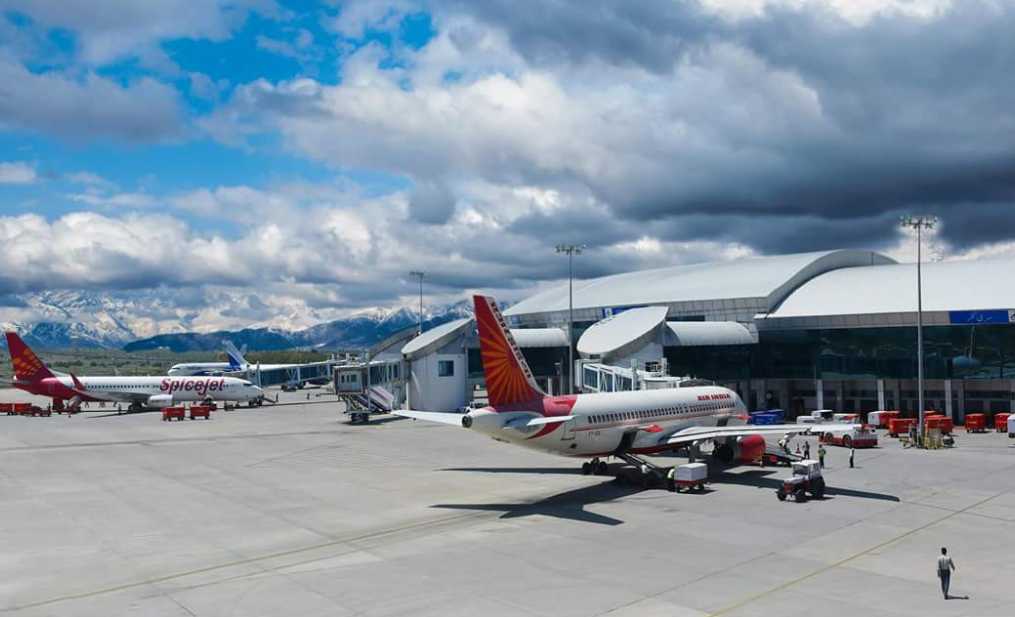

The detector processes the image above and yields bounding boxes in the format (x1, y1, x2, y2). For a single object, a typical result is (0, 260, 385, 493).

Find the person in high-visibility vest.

(818, 444, 827, 468)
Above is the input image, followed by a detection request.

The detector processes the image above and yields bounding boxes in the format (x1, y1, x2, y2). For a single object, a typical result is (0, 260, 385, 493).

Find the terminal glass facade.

(664, 325, 1015, 382)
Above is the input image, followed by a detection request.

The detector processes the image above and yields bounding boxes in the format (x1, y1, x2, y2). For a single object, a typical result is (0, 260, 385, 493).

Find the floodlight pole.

(555, 244, 585, 394)
(409, 271, 425, 335)
(900, 215, 937, 446)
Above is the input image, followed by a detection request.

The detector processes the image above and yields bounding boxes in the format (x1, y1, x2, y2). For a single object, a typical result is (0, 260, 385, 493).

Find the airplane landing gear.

(615, 452, 665, 488)
(581, 458, 609, 476)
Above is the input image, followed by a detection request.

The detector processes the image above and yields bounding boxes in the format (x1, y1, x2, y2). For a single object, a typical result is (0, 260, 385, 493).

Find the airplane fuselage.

(467, 385, 749, 458)
(167, 362, 233, 376)
(14, 375, 263, 406)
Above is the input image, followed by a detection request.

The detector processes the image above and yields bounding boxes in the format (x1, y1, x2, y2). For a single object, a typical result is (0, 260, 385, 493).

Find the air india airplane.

(5, 332, 264, 412)
(397, 296, 851, 481)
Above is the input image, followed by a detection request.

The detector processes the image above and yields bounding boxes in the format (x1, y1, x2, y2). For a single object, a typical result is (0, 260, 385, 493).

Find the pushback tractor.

(777, 460, 825, 502)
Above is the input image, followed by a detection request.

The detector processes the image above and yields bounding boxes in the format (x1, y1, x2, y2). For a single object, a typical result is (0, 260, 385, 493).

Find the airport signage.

(948, 310, 1015, 325)
(603, 305, 649, 318)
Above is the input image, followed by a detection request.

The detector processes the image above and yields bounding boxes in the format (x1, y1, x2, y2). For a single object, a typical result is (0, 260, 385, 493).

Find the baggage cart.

(671, 463, 708, 492)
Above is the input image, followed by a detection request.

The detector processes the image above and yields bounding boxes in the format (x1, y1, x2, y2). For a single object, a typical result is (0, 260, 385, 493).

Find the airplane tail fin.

(223, 340, 247, 369)
(473, 295, 546, 408)
(4, 332, 55, 383)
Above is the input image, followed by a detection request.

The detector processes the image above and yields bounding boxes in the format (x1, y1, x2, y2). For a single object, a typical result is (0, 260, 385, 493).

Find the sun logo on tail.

(474, 296, 544, 407)
(11, 348, 44, 379)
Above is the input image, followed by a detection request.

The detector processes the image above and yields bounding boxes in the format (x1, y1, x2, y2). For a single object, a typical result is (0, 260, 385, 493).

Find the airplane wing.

(393, 410, 466, 426)
(503, 415, 574, 430)
(663, 423, 860, 447)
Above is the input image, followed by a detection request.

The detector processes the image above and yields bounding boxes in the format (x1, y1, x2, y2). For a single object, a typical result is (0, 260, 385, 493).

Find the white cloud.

(0, 0, 278, 68)
(68, 191, 158, 209)
(700, 0, 954, 24)
(0, 161, 36, 184)
(0, 55, 182, 142)
(65, 171, 117, 190)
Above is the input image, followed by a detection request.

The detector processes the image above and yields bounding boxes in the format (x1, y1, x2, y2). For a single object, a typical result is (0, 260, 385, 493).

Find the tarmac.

(2, 387, 1015, 617)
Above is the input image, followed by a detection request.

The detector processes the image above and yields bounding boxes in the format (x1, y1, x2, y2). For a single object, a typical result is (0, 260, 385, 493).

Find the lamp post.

(409, 271, 425, 335)
(900, 215, 937, 445)
(555, 244, 585, 394)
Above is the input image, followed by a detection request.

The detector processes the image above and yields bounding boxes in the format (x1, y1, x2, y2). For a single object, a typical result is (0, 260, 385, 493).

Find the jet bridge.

(246, 360, 340, 388)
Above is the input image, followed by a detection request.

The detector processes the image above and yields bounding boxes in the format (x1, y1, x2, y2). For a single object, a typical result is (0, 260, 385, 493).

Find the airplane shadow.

(712, 468, 900, 502)
(348, 415, 406, 426)
(84, 409, 160, 419)
(431, 479, 643, 526)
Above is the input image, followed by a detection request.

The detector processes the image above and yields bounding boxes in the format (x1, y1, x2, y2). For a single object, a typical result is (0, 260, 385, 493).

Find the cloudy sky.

(1, 0, 1014, 332)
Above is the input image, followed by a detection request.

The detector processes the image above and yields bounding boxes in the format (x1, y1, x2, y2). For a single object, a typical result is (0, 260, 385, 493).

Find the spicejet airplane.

(5, 332, 264, 411)
(396, 296, 853, 480)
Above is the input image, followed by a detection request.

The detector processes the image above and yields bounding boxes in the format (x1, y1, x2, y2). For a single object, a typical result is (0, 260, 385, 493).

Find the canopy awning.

(664, 321, 756, 346)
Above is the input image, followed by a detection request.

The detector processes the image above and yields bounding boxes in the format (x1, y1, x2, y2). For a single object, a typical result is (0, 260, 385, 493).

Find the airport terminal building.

(402, 249, 1015, 421)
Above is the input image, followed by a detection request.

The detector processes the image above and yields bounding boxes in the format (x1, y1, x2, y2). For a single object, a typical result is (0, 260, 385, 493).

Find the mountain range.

(0, 290, 473, 351)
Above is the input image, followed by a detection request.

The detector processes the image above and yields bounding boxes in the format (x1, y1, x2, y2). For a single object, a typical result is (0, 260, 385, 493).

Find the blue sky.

(1, 1, 433, 230)
(1, 0, 1014, 335)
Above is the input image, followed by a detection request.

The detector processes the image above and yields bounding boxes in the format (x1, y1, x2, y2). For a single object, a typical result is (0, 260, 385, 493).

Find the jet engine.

(713, 434, 767, 464)
(146, 394, 174, 408)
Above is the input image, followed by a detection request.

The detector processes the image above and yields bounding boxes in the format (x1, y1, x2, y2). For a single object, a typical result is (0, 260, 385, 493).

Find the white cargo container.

(672, 463, 708, 492)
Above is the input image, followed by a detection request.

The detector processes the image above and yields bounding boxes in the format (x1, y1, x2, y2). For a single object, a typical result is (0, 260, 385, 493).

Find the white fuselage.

(63, 375, 263, 405)
(467, 385, 749, 458)
(167, 362, 233, 376)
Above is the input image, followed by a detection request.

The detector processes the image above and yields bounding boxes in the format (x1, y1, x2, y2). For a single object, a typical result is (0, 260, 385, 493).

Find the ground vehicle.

(670, 463, 708, 492)
(868, 410, 899, 428)
(776, 460, 824, 502)
(820, 425, 878, 448)
(888, 417, 916, 437)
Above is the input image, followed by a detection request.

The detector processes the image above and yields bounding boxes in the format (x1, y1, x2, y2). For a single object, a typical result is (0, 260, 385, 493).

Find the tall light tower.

(555, 244, 585, 394)
(409, 271, 425, 334)
(900, 215, 937, 445)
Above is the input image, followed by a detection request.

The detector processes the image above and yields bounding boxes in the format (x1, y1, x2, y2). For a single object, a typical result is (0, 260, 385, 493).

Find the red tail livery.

(6, 332, 55, 382)
(473, 295, 546, 407)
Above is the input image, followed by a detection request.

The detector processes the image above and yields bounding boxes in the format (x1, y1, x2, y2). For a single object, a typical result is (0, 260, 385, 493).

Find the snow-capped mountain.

(0, 290, 474, 351)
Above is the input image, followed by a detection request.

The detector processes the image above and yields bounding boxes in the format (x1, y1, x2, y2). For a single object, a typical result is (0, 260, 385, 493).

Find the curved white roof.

(665, 321, 756, 346)
(577, 306, 668, 357)
(511, 328, 569, 348)
(401, 318, 472, 359)
(763, 258, 1015, 327)
(505, 250, 894, 318)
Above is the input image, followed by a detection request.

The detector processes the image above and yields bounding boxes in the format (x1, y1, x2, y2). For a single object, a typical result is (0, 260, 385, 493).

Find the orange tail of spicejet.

(473, 295, 546, 407)
(5, 331, 55, 383)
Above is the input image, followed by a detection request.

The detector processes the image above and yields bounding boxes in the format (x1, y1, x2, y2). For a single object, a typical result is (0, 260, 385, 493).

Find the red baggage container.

(925, 416, 954, 434)
(13, 403, 32, 415)
(188, 405, 211, 420)
(870, 410, 900, 428)
(964, 413, 987, 433)
(162, 406, 186, 421)
(995, 413, 1010, 432)
(0, 402, 13, 415)
(888, 418, 916, 437)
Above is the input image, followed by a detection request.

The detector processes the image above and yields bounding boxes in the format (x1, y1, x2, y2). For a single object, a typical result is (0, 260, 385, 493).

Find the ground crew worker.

(849, 447, 855, 468)
(666, 467, 676, 492)
(818, 444, 826, 468)
(937, 547, 956, 598)
(803, 442, 811, 459)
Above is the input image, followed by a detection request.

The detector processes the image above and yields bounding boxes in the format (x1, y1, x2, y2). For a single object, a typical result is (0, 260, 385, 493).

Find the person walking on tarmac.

(937, 547, 956, 598)
(803, 441, 811, 460)
(849, 447, 855, 468)
(818, 444, 827, 468)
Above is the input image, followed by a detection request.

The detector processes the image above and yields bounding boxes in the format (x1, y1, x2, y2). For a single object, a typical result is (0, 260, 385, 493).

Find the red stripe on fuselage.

(489, 394, 577, 439)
